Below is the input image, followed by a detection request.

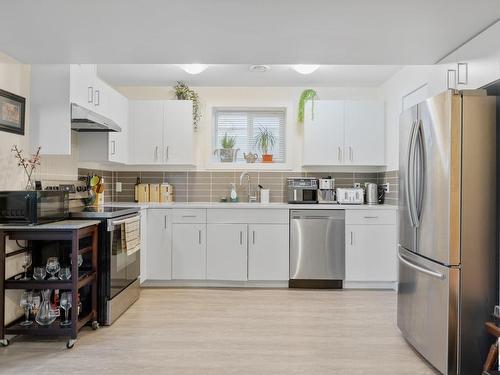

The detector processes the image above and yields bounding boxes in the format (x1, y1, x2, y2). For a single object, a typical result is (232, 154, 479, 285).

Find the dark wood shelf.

(1, 223, 99, 347)
(5, 271, 96, 290)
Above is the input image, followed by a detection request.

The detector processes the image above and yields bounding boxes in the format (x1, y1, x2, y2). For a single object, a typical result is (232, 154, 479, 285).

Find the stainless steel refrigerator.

(397, 90, 497, 375)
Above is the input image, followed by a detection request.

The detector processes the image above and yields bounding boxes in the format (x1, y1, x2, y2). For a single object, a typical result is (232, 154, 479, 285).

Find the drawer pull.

(363, 216, 379, 219)
(182, 215, 196, 218)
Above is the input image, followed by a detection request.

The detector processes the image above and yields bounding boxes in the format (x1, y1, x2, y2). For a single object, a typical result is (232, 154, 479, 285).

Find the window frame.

(211, 106, 288, 165)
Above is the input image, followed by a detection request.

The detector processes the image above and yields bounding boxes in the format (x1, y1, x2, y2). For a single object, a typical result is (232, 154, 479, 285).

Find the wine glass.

(46, 257, 60, 280)
(71, 254, 83, 267)
(19, 291, 33, 326)
(33, 267, 47, 280)
(58, 267, 71, 281)
(21, 252, 32, 281)
(59, 292, 72, 327)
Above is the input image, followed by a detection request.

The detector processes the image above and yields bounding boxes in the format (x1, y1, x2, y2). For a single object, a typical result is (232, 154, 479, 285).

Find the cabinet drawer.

(346, 209, 396, 225)
(172, 209, 206, 223)
(207, 209, 288, 224)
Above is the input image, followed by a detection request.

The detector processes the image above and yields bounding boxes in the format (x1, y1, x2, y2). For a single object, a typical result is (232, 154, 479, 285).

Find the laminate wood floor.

(0, 288, 438, 375)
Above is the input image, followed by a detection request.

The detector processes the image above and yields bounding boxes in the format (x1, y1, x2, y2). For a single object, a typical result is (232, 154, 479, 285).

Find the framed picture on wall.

(0, 88, 25, 135)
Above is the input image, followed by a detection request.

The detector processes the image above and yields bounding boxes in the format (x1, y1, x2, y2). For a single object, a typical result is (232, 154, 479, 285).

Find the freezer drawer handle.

(397, 252, 445, 280)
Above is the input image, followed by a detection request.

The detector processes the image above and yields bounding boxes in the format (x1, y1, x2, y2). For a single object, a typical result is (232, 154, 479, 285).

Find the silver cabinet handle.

(397, 250, 445, 280)
(154, 146, 158, 161)
(447, 69, 457, 90)
(198, 230, 202, 244)
(166, 146, 169, 162)
(240, 231, 243, 245)
(457, 62, 468, 85)
(164, 215, 167, 229)
(363, 216, 378, 219)
(349, 146, 353, 161)
(350, 231, 353, 245)
(88, 86, 94, 103)
(111, 140, 116, 155)
(337, 146, 342, 162)
(94, 89, 100, 106)
(252, 230, 255, 245)
(182, 215, 196, 218)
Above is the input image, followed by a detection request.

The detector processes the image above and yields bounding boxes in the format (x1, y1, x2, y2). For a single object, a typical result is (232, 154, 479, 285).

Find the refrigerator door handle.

(415, 120, 426, 223)
(397, 248, 445, 280)
(406, 120, 418, 227)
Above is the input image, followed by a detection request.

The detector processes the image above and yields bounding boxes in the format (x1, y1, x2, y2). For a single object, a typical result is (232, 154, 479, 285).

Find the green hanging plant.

(298, 89, 318, 123)
(173, 81, 201, 130)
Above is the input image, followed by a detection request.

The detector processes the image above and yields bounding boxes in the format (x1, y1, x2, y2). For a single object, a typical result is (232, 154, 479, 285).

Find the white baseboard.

(343, 281, 398, 290)
(142, 280, 289, 288)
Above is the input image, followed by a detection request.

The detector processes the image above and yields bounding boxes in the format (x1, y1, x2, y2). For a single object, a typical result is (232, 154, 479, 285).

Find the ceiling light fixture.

(293, 64, 320, 75)
(249, 65, 270, 72)
(180, 64, 208, 75)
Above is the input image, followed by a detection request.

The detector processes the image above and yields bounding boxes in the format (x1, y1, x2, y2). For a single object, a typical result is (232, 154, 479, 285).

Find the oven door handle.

(107, 213, 141, 231)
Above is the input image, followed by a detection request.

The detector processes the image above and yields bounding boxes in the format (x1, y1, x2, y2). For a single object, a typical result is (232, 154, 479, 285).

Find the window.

(213, 107, 286, 163)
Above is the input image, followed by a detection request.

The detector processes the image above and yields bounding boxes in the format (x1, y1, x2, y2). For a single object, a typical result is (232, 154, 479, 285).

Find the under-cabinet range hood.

(70, 103, 121, 132)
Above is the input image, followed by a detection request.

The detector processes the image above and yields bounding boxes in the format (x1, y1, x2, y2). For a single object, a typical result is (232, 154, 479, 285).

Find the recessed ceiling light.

(180, 64, 208, 74)
(249, 65, 270, 73)
(293, 64, 320, 75)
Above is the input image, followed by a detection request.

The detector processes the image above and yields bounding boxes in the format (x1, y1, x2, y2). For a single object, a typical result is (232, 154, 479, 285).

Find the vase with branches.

(173, 81, 201, 130)
(11, 145, 41, 190)
(255, 127, 276, 163)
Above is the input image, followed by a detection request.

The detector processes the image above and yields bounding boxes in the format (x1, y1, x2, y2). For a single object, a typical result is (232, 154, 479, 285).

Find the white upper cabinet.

(129, 100, 164, 164)
(31, 64, 128, 155)
(303, 100, 385, 166)
(302, 100, 344, 166)
(344, 101, 385, 166)
(129, 100, 194, 165)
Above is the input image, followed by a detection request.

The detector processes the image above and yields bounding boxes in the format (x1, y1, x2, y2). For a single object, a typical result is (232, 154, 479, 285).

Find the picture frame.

(0, 88, 25, 135)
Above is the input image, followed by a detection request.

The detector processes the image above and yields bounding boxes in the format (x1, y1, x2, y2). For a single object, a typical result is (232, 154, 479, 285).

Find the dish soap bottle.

(230, 183, 238, 203)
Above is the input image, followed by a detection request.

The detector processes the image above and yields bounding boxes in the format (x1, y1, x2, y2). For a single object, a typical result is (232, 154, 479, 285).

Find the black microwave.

(0, 191, 69, 225)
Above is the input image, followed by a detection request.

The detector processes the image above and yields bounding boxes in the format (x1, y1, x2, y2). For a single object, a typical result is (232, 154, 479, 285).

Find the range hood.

(71, 103, 121, 132)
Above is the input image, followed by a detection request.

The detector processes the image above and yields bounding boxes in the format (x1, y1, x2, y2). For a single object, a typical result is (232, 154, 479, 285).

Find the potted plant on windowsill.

(255, 127, 276, 163)
(214, 133, 239, 162)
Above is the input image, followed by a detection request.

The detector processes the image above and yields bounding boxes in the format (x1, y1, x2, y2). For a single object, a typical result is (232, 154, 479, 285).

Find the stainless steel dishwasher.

(289, 210, 345, 288)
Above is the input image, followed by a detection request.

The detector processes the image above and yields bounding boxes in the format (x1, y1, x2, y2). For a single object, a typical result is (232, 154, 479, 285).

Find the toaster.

(336, 188, 364, 205)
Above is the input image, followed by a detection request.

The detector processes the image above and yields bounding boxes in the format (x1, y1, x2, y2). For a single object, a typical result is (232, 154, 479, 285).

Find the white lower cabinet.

(172, 223, 206, 279)
(248, 224, 289, 281)
(146, 209, 171, 280)
(207, 224, 248, 281)
(345, 224, 397, 283)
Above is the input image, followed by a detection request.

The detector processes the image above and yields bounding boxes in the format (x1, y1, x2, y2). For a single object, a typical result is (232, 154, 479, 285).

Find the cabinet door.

(303, 100, 344, 166)
(163, 100, 194, 165)
(108, 93, 129, 163)
(344, 101, 385, 166)
(147, 209, 171, 280)
(345, 224, 397, 282)
(248, 224, 289, 281)
(172, 223, 206, 279)
(129, 100, 164, 164)
(70, 64, 96, 111)
(207, 224, 247, 281)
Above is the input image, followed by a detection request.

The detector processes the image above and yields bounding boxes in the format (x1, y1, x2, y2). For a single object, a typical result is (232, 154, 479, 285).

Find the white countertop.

(106, 202, 398, 210)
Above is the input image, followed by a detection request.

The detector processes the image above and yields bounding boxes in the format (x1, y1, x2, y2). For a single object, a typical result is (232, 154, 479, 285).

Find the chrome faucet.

(239, 172, 257, 203)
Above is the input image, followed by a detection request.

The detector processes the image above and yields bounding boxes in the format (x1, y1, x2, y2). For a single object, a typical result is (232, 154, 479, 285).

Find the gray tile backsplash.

(78, 168, 399, 205)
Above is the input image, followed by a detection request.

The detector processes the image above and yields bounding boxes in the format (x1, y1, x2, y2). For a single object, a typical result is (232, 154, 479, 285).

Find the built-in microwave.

(286, 178, 318, 203)
(0, 191, 69, 225)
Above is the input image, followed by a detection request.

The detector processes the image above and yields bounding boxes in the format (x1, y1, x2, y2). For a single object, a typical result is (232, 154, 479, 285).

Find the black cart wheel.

(0, 339, 9, 347)
(91, 321, 100, 330)
(66, 339, 76, 349)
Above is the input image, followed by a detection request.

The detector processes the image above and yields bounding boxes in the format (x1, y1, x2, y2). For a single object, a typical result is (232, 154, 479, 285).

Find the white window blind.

(213, 108, 286, 163)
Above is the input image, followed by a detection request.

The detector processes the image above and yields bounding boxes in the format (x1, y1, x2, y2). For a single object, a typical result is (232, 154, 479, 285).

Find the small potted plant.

(214, 133, 239, 162)
(255, 127, 276, 163)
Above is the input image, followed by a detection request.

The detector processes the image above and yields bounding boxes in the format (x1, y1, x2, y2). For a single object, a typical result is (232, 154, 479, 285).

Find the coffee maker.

(317, 176, 336, 204)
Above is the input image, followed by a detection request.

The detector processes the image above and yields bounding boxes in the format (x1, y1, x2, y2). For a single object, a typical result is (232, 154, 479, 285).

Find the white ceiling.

(97, 64, 402, 87)
(0, 1, 499, 64)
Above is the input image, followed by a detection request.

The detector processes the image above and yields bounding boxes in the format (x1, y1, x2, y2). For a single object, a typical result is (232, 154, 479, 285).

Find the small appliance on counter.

(336, 187, 364, 204)
(317, 177, 336, 204)
(0, 190, 69, 225)
(364, 183, 379, 205)
(287, 177, 318, 204)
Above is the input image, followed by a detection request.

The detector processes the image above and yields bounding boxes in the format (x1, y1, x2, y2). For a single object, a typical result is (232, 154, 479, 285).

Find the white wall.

(116, 86, 381, 172)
